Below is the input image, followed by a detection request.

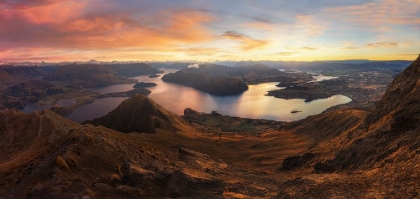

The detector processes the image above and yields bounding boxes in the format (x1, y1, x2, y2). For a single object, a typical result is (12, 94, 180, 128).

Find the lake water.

(63, 69, 351, 122)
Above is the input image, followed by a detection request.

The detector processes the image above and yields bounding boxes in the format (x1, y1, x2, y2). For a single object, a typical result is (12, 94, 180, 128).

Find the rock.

(121, 163, 156, 186)
(183, 108, 198, 116)
(164, 169, 222, 197)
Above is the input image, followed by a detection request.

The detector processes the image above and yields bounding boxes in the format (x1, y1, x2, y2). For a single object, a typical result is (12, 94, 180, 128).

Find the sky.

(0, 0, 419, 62)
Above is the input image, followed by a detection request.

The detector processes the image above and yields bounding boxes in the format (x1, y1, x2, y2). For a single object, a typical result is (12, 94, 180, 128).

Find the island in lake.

(162, 71, 248, 95)
(133, 82, 157, 88)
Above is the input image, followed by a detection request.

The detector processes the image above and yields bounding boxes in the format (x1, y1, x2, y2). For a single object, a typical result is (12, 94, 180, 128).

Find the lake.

(64, 69, 351, 122)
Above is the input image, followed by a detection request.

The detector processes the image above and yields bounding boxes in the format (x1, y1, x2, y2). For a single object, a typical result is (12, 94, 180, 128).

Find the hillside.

(0, 66, 49, 87)
(162, 71, 248, 95)
(0, 109, 223, 198)
(43, 64, 136, 88)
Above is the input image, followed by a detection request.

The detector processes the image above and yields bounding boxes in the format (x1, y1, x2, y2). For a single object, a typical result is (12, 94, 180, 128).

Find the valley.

(0, 57, 418, 198)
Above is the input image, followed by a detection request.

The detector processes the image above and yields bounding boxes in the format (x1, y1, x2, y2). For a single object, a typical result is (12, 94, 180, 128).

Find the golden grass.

(55, 156, 70, 171)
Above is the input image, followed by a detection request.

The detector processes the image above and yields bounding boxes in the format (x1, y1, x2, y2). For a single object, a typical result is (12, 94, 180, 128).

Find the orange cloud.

(324, 0, 420, 28)
(221, 31, 269, 51)
(295, 15, 329, 37)
(180, 48, 223, 56)
(343, 46, 359, 50)
(365, 42, 398, 48)
(0, 1, 218, 62)
(276, 52, 298, 56)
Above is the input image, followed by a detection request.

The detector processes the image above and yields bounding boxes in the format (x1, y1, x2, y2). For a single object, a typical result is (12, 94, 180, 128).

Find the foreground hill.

(0, 109, 224, 198)
(0, 101, 285, 198)
(84, 94, 186, 133)
(162, 71, 248, 95)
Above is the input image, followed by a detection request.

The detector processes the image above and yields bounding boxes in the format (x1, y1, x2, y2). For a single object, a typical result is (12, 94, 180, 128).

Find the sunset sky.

(0, 0, 419, 62)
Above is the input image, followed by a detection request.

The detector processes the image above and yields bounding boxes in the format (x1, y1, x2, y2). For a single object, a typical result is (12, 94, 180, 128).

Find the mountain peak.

(85, 94, 186, 133)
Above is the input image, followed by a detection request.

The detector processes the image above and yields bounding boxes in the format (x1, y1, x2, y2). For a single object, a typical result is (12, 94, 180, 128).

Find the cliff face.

(85, 94, 185, 133)
(162, 71, 248, 95)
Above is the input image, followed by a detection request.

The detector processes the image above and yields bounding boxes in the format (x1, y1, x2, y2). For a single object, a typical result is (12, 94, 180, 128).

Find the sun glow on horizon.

(0, 0, 419, 63)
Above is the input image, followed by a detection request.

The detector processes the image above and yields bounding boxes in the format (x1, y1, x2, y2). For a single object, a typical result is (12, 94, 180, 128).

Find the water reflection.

(24, 68, 352, 122)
